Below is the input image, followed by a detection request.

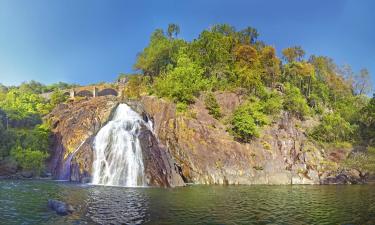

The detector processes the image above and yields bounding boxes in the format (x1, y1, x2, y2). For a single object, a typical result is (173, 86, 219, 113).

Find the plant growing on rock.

(230, 99, 269, 142)
(204, 92, 222, 119)
(310, 112, 355, 143)
(283, 83, 310, 119)
(10, 146, 49, 175)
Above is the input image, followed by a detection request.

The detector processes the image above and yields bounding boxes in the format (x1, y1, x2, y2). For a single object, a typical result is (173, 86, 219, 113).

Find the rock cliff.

(140, 93, 364, 185)
(46, 93, 365, 186)
(46, 96, 184, 187)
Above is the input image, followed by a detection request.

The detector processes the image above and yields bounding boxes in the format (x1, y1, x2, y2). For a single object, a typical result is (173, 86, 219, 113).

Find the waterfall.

(60, 141, 85, 180)
(91, 104, 149, 187)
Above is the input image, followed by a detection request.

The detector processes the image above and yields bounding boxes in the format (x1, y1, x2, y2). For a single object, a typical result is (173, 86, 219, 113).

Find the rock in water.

(47, 199, 74, 216)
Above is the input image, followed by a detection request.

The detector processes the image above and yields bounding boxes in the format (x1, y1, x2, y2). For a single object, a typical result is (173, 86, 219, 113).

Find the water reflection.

(85, 186, 149, 225)
(1, 180, 375, 225)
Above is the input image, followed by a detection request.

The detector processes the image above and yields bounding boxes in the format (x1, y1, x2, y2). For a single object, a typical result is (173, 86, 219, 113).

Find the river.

(0, 180, 374, 224)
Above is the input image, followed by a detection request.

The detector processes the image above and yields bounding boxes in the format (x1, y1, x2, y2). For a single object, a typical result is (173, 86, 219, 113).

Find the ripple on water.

(1, 180, 375, 225)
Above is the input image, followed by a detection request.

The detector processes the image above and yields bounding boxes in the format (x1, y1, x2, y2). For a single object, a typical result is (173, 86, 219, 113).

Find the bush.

(283, 83, 310, 119)
(310, 113, 355, 142)
(10, 146, 49, 174)
(343, 147, 375, 173)
(154, 50, 208, 104)
(230, 100, 269, 142)
(50, 90, 68, 107)
(204, 92, 222, 119)
(261, 90, 283, 115)
(123, 75, 148, 99)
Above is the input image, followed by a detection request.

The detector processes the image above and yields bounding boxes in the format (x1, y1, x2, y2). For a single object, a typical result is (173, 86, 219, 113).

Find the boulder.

(47, 199, 74, 216)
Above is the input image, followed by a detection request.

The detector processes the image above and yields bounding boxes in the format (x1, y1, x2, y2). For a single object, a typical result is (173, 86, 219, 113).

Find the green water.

(0, 180, 374, 225)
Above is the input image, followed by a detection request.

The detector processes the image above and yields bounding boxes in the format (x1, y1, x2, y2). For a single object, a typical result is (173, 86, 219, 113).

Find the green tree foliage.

(359, 95, 375, 145)
(190, 28, 235, 80)
(10, 146, 48, 174)
(134, 28, 186, 80)
(238, 26, 259, 44)
(310, 113, 355, 142)
(230, 99, 270, 142)
(0, 89, 50, 124)
(204, 92, 222, 119)
(283, 83, 310, 119)
(134, 24, 373, 144)
(167, 23, 180, 39)
(50, 90, 68, 107)
(154, 50, 208, 103)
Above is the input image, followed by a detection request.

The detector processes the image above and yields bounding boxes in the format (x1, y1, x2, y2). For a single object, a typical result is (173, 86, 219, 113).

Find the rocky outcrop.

(46, 91, 364, 186)
(47, 96, 118, 181)
(47, 96, 184, 187)
(48, 199, 74, 216)
(140, 94, 360, 185)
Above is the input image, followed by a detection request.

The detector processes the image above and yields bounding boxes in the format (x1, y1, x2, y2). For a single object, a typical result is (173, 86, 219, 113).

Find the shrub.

(310, 113, 355, 142)
(343, 147, 375, 173)
(261, 90, 283, 115)
(283, 83, 310, 119)
(11, 146, 49, 174)
(204, 92, 222, 119)
(123, 75, 148, 99)
(154, 50, 208, 104)
(50, 90, 68, 107)
(230, 100, 269, 142)
(176, 102, 188, 113)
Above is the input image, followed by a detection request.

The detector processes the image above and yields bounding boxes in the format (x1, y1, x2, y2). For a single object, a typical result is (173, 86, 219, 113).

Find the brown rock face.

(47, 96, 118, 181)
(47, 96, 184, 187)
(140, 94, 352, 185)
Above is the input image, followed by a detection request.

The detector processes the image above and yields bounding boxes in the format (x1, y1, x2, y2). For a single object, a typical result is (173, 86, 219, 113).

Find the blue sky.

(0, 0, 374, 87)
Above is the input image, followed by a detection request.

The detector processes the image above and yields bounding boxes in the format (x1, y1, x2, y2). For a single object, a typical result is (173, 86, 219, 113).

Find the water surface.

(0, 180, 374, 224)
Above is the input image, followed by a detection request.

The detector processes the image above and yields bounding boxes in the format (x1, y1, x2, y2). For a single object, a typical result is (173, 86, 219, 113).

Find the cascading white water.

(59, 141, 85, 180)
(91, 104, 150, 187)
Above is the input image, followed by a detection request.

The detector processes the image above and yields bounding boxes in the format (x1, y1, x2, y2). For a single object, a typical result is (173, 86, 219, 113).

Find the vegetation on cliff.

(0, 81, 73, 175)
(127, 23, 375, 173)
(1, 23, 374, 176)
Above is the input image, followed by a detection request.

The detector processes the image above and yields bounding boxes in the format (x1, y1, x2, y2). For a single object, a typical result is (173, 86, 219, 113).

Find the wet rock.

(48, 199, 74, 216)
(47, 96, 185, 187)
(46, 96, 118, 181)
(20, 171, 34, 178)
(321, 169, 366, 184)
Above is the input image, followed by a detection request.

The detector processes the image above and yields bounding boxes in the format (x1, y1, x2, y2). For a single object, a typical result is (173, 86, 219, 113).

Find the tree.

(259, 46, 281, 87)
(190, 29, 235, 80)
(233, 44, 258, 67)
(50, 90, 68, 107)
(354, 68, 372, 95)
(283, 83, 310, 119)
(282, 46, 305, 63)
(283, 61, 315, 97)
(360, 94, 375, 145)
(10, 146, 49, 175)
(154, 50, 208, 103)
(167, 23, 180, 39)
(204, 92, 222, 119)
(310, 112, 355, 142)
(238, 26, 259, 44)
(210, 24, 236, 36)
(230, 99, 269, 142)
(134, 28, 185, 80)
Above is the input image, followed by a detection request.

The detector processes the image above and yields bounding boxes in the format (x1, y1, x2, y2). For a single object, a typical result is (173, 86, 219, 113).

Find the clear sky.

(0, 0, 374, 87)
